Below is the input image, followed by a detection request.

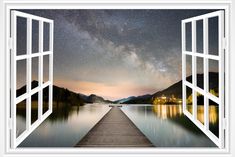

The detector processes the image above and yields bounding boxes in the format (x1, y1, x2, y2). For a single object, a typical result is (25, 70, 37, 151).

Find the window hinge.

(8, 37, 13, 50)
(222, 38, 227, 50)
(9, 118, 13, 130)
(223, 118, 227, 130)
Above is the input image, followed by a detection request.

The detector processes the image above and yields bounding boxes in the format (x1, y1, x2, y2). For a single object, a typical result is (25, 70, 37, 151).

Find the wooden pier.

(75, 106, 153, 147)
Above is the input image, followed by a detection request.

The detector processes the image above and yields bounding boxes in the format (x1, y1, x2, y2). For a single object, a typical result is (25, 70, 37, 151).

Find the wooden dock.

(75, 106, 153, 147)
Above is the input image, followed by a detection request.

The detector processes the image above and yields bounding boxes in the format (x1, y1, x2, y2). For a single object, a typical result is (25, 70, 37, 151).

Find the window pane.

(17, 17, 27, 56)
(43, 22, 50, 52)
(186, 55, 192, 83)
(32, 57, 39, 89)
(186, 22, 192, 51)
(16, 99, 26, 138)
(16, 59, 27, 97)
(209, 99, 219, 137)
(186, 86, 193, 114)
(43, 86, 49, 114)
(197, 92, 204, 125)
(32, 20, 39, 54)
(209, 59, 219, 97)
(43, 55, 50, 83)
(196, 20, 203, 53)
(196, 57, 204, 89)
(31, 93, 39, 124)
(208, 17, 219, 56)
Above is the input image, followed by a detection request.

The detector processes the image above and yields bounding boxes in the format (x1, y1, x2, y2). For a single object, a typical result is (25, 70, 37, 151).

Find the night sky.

(16, 9, 219, 100)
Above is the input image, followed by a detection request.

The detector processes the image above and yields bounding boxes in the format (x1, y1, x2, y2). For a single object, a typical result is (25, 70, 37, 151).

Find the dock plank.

(75, 106, 153, 147)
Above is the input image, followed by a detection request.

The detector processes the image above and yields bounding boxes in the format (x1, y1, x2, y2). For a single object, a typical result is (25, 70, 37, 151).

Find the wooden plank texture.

(75, 107, 153, 147)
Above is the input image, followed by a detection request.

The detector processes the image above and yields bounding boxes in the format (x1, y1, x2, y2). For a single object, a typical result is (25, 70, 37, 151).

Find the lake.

(121, 104, 216, 147)
(18, 103, 216, 147)
(18, 104, 111, 147)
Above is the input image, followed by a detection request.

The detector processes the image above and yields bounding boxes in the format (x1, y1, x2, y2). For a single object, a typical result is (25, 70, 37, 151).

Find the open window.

(4, 7, 229, 153)
(182, 11, 225, 148)
(10, 11, 54, 148)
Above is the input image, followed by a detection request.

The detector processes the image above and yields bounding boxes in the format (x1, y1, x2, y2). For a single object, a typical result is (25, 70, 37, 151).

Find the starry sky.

(16, 9, 219, 100)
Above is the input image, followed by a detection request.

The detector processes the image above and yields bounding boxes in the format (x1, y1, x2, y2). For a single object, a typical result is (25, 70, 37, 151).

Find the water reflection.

(196, 105, 218, 125)
(18, 103, 111, 147)
(152, 105, 183, 119)
(153, 104, 218, 125)
(121, 104, 217, 147)
(152, 104, 218, 137)
(18, 103, 218, 147)
(209, 106, 218, 124)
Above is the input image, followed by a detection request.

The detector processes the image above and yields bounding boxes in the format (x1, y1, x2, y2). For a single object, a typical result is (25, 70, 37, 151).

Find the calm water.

(121, 104, 217, 147)
(18, 103, 217, 147)
(18, 104, 111, 147)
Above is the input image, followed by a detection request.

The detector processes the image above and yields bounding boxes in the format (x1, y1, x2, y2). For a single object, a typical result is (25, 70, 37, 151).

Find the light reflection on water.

(186, 104, 219, 137)
(121, 104, 217, 147)
(153, 105, 218, 125)
(152, 104, 183, 119)
(195, 105, 218, 125)
(18, 103, 218, 147)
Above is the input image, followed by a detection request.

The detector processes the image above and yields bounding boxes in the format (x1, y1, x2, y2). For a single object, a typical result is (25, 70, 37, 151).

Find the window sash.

(182, 10, 225, 148)
(10, 10, 53, 148)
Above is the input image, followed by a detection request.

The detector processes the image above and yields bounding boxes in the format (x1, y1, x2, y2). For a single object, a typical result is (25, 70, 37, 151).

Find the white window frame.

(182, 11, 225, 148)
(10, 10, 54, 148)
(1, 1, 232, 157)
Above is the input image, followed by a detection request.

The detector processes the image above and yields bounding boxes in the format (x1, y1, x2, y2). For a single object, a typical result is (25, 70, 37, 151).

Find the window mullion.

(182, 21, 186, 112)
(203, 17, 209, 130)
(192, 20, 197, 120)
(218, 11, 225, 148)
(26, 18, 32, 130)
(49, 22, 54, 112)
(38, 20, 44, 120)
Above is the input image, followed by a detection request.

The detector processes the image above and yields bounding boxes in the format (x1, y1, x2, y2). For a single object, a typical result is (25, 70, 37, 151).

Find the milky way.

(17, 9, 218, 100)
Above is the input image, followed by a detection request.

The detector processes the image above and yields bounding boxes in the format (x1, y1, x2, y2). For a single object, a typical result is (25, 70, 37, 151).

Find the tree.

(209, 89, 219, 97)
(152, 97, 159, 105)
(187, 94, 193, 105)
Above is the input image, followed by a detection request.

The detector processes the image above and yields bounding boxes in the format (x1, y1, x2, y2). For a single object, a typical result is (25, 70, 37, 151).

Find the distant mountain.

(114, 96, 136, 104)
(153, 72, 218, 99)
(118, 94, 152, 104)
(118, 72, 218, 104)
(78, 93, 89, 101)
(16, 72, 218, 105)
(16, 80, 113, 105)
(86, 94, 113, 104)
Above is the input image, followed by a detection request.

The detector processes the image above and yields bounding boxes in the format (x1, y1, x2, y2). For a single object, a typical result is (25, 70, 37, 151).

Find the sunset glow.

(54, 79, 157, 100)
